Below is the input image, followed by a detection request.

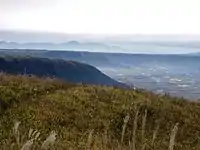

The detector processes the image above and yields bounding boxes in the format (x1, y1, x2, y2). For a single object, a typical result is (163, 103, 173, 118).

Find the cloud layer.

(0, 0, 200, 34)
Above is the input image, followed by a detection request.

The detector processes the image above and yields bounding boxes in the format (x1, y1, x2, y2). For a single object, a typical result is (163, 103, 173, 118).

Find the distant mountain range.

(1, 49, 200, 69)
(0, 56, 126, 87)
(1, 39, 200, 54)
(0, 40, 123, 53)
(2, 30, 200, 54)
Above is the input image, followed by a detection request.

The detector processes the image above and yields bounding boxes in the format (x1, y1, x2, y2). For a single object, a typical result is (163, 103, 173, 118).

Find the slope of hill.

(0, 49, 113, 67)
(0, 56, 125, 87)
(0, 74, 200, 150)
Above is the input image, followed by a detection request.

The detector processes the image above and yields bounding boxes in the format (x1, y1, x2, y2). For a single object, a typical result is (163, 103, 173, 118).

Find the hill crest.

(0, 56, 125, 87)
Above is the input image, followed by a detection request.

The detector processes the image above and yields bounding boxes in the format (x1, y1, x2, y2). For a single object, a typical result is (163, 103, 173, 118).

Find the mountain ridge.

(0, 56, 126, 87)
(2, 40, 200, 54)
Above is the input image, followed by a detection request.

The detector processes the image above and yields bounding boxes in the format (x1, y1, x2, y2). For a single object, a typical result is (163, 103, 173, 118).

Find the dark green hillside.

(0, 74, 200, 149)
(0, 56, 125, 87)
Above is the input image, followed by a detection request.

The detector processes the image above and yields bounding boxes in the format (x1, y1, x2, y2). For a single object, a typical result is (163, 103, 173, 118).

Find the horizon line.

(1, 29, 200, 37)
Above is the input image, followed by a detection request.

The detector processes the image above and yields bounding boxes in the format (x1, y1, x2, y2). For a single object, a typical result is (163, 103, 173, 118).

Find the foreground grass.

(0, 74, 200, 149)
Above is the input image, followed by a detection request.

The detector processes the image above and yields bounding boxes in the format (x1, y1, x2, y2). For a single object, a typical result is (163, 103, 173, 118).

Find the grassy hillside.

(1, 74, 200, 149)
(0, 56, 125, 87)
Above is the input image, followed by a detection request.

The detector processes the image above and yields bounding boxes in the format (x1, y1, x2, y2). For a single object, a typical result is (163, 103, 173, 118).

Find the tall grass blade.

(152, 120, 160, 146)
(86, 129, 94, 150)
(142, 109, 147, 143)
(121, 113, 130, 144)
(13, 120, 21, 149)
(132, 107, 139, 150)
(169, 123, 179, 150)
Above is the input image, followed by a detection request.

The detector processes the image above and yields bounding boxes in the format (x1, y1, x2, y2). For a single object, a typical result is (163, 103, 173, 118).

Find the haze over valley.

(1, 44, 200, 99)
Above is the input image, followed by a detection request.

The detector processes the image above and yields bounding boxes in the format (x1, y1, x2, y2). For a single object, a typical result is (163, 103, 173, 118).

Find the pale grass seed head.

(21, 139, 34, 150)
(169, 123, 179, 150)
(13, 120, 21, 135)
(86, 129, 94, 150)
(34, 132, 40, 141)
(124, 114, 130, 124)
(28, 128, 34, 139)
(121, 113, 130, 144)
(28, 128, 40, 142)
(41, 131, 57, 150)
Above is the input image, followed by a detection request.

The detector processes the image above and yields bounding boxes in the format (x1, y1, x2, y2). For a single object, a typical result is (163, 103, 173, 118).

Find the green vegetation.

(1, 74, 200, 149)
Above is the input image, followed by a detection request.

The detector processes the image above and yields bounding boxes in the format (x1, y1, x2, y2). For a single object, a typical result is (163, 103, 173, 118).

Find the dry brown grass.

(0, 74, 199, 149)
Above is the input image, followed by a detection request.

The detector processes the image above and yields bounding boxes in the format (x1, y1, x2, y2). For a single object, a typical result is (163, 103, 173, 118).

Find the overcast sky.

(1, 0, 200, 34)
